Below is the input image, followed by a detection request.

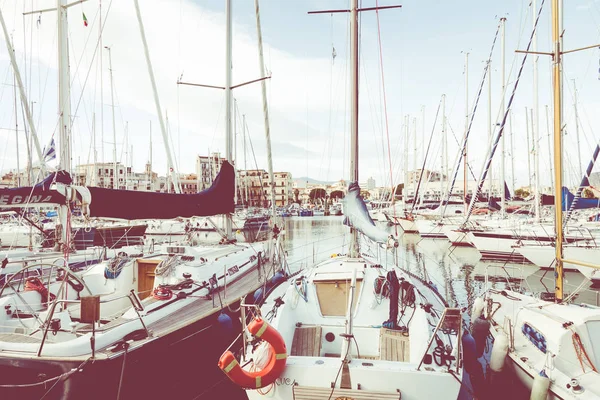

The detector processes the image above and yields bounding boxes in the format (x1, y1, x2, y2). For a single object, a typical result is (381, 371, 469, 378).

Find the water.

(200, 216, 600, 399)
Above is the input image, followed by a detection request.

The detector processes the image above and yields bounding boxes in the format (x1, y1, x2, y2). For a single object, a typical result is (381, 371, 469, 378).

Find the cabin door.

(137, 259, 161, 300)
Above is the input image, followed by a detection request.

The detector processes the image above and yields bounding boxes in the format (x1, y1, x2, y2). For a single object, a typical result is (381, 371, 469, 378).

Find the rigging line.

(464, 0, 546, 223)
(375, 0, 396, 231)
(446, 120, 477, 181)
(441, 21, 501, 216)
(409, 97, 442, 215)
(70, 0, 114, 134)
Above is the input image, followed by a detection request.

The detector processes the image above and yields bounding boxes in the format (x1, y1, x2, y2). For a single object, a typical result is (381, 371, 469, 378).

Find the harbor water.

(195, 216, 599, 399)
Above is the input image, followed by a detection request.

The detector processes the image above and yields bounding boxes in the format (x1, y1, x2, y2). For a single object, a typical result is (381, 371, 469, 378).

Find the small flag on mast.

(83, 12, 88, 27)
(42, 139, 56, 162)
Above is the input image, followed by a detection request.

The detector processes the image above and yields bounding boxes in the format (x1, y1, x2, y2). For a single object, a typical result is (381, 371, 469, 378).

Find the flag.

(42, 139, 56, 162)
(83, 12, 88, 27)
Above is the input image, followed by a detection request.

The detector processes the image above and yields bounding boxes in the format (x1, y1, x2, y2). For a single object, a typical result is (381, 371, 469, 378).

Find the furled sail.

(86, 161, 235, 220)
(0, 171, 71, 208)
(343, 182, 394, 245)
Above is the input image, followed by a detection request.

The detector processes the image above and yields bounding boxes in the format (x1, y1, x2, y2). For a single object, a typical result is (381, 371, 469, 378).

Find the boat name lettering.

(335, 397, 355, 400)
(275, 377, 297, 386)
(0, 195, 53, 205)
(227, 265, 239, 275)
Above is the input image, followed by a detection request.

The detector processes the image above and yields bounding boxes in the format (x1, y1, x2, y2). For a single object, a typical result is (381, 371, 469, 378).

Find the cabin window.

(314, 279, 362, 316)
(522, 322, 547, 353)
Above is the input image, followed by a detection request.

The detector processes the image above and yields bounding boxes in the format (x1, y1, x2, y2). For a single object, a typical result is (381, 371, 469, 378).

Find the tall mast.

(533, 1, 541, 221)
(233, 98, 238, 205)
(254, 0, 276, 217)
(57, 0, 71, 172)
(412, 117, 417, 201)
(545, 105, 554, 189)
(463, 52, 469, 213)
(551, 0, 564, 301)
(105, 46, 117, 189)
(403, 115, 409, 205)
(134, 0, 181, 193)
(349, 0, 359, 258)
(243, 114, 249, 206)
(14, 70, 20, 186)
(100, 0, 104, 167)
(525, 107, 532, 190)
(573, 80, 582, 179)
(487, 60, 492, 200)
(510, 109, 515, 193)
(224, 0, 233, 239)
(0, 8, 45, 174)
(500, 17, 506, 215)
(440, 94, 446, 217)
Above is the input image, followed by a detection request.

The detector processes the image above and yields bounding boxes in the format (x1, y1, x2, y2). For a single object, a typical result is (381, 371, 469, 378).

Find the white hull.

(518, 245, 600, 280)
(390, 216, 419, 233)
(485, 290, 600, 399)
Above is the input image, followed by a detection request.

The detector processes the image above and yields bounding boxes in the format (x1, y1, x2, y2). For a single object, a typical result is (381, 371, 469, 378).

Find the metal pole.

(551, 0, 564, 301)
(463, 53, 469, 213)
(14, 71, 20, 186)
(0, 6, 45, 171)
(254, 0, 276, 215)
(533, 1, 541, 221)
(487, 60, 492, 199)
(525, 107, 532, 190)
(133, 0, 180, 193)
(225, 0, 233, 239)
(500, 17, 506, 214)
(573, 80, 583, 179)
(349, 0, 359, 257)
(546, 105, 554, 190)
(441, 94, 446, 211)
(105, 46, 117, 189)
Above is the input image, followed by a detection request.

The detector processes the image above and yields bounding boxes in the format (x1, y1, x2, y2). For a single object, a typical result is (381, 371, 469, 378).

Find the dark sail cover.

(0, 171, 71, 207)
(87, 161, 235, 220)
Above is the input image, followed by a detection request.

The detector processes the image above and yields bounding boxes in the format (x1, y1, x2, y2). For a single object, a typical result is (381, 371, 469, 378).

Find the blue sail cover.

(343, 182, 391, 244)
(87, 161, 235, 220)
(562, 187, 600, 211)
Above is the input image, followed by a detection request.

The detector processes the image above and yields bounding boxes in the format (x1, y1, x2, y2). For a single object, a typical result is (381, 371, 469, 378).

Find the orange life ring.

(218, 316, 287, 389)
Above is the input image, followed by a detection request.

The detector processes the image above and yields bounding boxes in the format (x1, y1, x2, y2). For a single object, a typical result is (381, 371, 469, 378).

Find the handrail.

(36, 291, 151, 357)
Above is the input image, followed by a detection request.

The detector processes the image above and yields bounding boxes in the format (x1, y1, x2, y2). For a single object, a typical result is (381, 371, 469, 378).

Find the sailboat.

(475, 1, 600, 397)
(218, 2, 464, 399)
(0, 1, 282, 398)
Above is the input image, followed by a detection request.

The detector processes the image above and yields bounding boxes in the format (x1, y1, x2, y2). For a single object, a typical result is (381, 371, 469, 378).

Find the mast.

(525, 107, 532, 190)
(57, 0, 71, 172)
(224, 0, 233, 239)
(551, 0, 564, 301)
(133, 0, 181, 194)
(14, 70, 20, 186)
(349, 0, 359, 258)
(440, 94, 446, 213)
(254, 0, 276, 217)
(500, 17, 506, 214)
(233, 98, 238, 205)
(412, 117, 417, 201)
(510, 109, 515, 194)
(573, 80, 583, 179)
(105, 46, 117, 189)
(463, 53, 469, 213)
(243, 114, 248, 206)
(403, 115, 409, 205)
(487, 60, 492, 200)
(545, 105, 554, 189)
(100, 0, 104, 168)
(533, 0, 541, 221)
(0, 8, 46, 173)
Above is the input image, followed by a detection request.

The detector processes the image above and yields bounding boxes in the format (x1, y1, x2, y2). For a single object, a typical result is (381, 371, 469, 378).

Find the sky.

(0, 0, 599, 191)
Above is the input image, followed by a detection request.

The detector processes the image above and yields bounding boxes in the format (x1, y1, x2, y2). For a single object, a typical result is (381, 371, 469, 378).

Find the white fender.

(530, 370, 550, 400)
(490, 333, 509, 372)
(472, 297, 484, 319)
